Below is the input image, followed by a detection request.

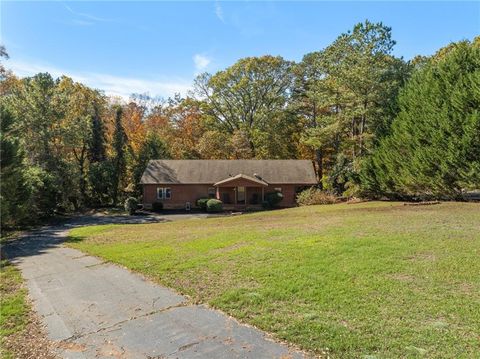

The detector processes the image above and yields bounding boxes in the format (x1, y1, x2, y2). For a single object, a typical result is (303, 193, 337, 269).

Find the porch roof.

(213, 173, 268, 187)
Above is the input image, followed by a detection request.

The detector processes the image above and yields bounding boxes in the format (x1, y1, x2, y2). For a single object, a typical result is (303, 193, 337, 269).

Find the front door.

(236, 186, 245, 204)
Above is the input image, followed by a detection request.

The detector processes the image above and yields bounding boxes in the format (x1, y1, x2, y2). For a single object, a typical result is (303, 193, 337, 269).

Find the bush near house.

(196, 198, 210, 211)
(296, 188, 338, 206)
(152, 201, 163, 212)
(265, 191, 283, 208)
(124, 197, 138, 215)
(206, 199, 223, 212)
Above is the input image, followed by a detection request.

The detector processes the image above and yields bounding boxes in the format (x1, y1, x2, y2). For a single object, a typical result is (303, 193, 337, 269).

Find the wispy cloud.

(64, 4, 114, 23)
(214, 1, 225, 23)
(7, 60, 192, 100)
(193, 54, 211, 73)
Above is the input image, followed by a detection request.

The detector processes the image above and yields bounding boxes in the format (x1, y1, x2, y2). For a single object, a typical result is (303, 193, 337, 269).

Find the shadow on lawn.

(2, 214, 168, 263)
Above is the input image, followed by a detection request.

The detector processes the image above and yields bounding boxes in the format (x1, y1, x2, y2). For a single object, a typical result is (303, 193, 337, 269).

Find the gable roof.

(140, 160, 317, 185)
(213, 173, 269, 187)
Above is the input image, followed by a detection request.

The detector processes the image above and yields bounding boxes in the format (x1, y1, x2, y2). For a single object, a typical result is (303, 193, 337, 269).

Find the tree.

(163, 96, 206, 159)
(361, 38, 480, 199)
(88, 101, 106, 163)
(290, 52, 339, 186)
(58, 77, 104, 207)
(1, 105, 28, 226)
(9, 73, 61, 168)
(299, 20, 408, 194)
(111, 106, 127, 205)
(6, 73, 73, 209)
(0, 104, 57, 226)
(132, 132, 170, 194)
(194, 55, 295, 157)
(0, 45, 9, 80)
(123, 101, 147, 156)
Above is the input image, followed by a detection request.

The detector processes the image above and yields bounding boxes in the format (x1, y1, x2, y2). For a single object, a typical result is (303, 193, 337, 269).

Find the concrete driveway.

(4, 214, 305, 359)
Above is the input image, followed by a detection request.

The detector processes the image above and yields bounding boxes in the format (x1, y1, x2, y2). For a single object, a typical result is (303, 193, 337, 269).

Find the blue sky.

(2, 1, 479, 98)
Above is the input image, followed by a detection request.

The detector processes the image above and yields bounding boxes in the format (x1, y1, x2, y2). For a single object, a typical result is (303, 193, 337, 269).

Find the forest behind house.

(1, 21, 479, 227)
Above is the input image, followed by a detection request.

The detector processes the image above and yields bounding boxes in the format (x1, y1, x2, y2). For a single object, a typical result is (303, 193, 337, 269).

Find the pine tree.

(132, 132, 170, 195)
(112, 106, 126, 205)
(88, 102, 106, 163)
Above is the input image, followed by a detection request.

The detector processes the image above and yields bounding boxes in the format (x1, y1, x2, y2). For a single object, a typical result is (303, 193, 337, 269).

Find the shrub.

(152, 201, 163, 212)
(206, 199, 223, 212)
(296, 188, 337, 206)
(265, 191, 283, 208)
(124, 197, 139, 215)
(261, 200, 270, 209)
(196, 198, 209, 211)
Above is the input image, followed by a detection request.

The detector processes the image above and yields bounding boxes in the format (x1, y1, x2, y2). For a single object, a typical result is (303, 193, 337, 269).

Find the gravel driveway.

(4, 214, 304, 358)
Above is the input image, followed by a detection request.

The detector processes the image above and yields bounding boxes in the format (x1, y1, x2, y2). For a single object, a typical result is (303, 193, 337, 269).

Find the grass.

(68, 201, 480, 358)
(0, 260, 29, 359)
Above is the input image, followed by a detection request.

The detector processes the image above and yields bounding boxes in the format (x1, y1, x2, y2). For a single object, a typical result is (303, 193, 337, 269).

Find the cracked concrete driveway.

(4, 215, 305, 359)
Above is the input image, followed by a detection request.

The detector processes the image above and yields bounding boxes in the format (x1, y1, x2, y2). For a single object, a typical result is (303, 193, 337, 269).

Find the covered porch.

(213, 174, 267, 210)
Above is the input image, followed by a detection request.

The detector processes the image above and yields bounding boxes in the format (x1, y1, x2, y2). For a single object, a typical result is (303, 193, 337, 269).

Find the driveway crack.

(63, 301, 191, 342)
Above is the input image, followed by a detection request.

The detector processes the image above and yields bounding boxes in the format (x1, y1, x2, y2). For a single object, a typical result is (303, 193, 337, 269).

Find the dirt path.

(4, 215, 304, 358)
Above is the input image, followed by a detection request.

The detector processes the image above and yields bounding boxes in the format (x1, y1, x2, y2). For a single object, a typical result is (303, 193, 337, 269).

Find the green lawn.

(68, 202, 480, 358)
(0, 260, 29, 359)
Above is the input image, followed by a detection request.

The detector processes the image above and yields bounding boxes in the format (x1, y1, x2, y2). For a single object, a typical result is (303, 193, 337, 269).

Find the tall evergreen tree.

(88, 102, 106, 163)
(112, 106, 127, 205)
(361, 38, 480, 199)
(132, 132, 170, 195)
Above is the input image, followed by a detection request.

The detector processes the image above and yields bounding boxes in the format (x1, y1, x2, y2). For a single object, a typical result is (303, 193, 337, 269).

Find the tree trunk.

(74, 144, 88, 208)
(315, 148, 323, 189)
(359, 100, 368, 156)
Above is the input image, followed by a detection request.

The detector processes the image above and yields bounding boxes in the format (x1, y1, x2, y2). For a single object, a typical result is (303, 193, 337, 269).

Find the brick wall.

(143, 184, 212, 209)
(142, 183, 301, 209)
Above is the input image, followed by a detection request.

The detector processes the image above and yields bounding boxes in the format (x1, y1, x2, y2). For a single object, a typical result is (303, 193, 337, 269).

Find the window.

(157, 187, 171, 200)
(274, 187, 282, 193)
(208, 187, 216, 198)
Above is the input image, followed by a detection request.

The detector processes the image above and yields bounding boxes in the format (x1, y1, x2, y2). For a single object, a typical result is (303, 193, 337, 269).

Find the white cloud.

(215, 1, 225, 23)
(6, 60, 192, 100)
(193, 54, 211, 73)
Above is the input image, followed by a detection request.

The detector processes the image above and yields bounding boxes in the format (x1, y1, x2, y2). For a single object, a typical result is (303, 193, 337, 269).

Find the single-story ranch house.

(140, 159, 317, 210)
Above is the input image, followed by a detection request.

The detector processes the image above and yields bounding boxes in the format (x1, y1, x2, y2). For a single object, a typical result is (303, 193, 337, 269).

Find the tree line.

(1, 21, 479, 227)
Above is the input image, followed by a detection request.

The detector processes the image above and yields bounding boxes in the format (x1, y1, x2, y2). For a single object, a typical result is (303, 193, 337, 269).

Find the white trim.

(157, 187, 172, 200)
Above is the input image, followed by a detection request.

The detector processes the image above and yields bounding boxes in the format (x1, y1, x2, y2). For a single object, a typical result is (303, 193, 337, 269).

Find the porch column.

(234, 187, 237, 205)
(216, 186, 220, 200)
(262, 186, 264, 202)
(245, 187, 248, 206)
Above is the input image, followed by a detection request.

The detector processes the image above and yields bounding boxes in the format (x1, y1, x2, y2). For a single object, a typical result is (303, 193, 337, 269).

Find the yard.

(68, 201, 480, 358)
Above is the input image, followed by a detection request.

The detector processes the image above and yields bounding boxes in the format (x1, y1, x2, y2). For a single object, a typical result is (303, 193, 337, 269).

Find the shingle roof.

(140, 160, 317, 185)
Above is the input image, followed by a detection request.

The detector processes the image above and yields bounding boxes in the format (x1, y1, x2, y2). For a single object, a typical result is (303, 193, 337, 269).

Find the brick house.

(140, 159, 317, 210)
